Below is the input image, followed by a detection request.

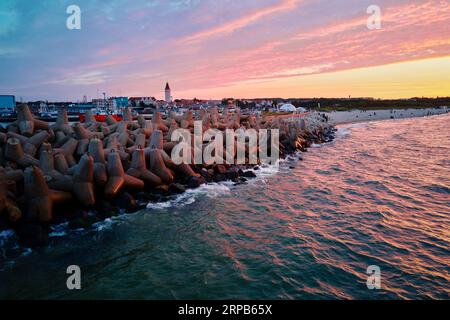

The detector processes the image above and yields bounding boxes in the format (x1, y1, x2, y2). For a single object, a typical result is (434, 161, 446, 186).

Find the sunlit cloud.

(179, 0, 301, 44)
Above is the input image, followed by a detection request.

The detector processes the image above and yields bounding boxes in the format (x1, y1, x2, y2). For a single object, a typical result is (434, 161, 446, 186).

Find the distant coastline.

(321, 107, 449, 125)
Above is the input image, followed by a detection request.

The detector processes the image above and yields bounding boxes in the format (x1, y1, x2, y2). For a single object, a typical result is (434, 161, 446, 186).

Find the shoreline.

(321, 107, 449, 125)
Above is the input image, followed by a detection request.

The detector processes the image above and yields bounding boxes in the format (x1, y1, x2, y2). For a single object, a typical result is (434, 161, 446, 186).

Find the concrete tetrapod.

(127, 148, 162, 187)
(53, 138, 78, 167)
(15, 104, 49, 136)
(0, 167, 22, 223)
(51, 108, 73, 134)
(88, 138, 108, 186)
(72, 154, 96, 206)
(24, 166, 72, 222)
(5, 138, 40, 167)
(148, 147, 174, 184)
(105, 150, 144, 198)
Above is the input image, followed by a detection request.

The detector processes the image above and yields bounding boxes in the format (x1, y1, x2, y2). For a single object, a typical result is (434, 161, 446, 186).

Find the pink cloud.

(168, 0, 450, 94)
(179, 0, 301, 44)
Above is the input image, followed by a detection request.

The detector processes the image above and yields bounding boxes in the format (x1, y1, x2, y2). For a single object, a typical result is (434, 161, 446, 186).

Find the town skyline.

(1, 0, 449, 101)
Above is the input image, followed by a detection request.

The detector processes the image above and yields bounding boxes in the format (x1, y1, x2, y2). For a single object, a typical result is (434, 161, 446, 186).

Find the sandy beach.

(322, 107, 449, 125)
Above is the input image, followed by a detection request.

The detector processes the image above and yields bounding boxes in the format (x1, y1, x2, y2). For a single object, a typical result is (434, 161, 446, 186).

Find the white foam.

(0, 229, 15, 247)
(93, 218, 114, 232)
(49, 222, 69, 238)
(336, 122, 369, 138)
(20, 248, 33, 257)
(146, 182, 232, 209)
(49, 231, 67, 237)
(0, 229, 14, 240)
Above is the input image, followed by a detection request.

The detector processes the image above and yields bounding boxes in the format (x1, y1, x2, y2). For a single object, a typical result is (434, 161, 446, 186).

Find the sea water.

(1, 114, 449, 299)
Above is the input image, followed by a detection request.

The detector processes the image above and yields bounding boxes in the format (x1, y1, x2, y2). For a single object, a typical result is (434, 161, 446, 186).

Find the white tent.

(279, 103, 297, 112)
(296, 106, 306, 112)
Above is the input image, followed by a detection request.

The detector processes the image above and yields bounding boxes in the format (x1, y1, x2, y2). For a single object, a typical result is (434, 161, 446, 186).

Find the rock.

(199, 170, 213, 183)
(96, 200, 119, 220)
(16, 224, 49, 247)
(154, 184, 170, 194)
(213, 173, 227, 182)
(114, 192, 138, 213)
(226, 168, 239, 180)
(187, 175, 205, 188)
(169, 183, 186, 194)
(215, 165, 227, 174)
(68, 212, 99, 229)
(233, 177, 248, 186)
(135, 191, 167, 203)
(241, 170, 257, 178)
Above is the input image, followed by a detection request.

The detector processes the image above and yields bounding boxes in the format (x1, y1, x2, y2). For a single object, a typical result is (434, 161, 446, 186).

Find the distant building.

(279, 103, 297, 112)
(67, 103, 94, 113)
(165, 82, 172, 103)
(111, 97, 128, 109)
(0, 95, 15, 112)
(92, 98, 112, 110)
(129, 97, 156, 108)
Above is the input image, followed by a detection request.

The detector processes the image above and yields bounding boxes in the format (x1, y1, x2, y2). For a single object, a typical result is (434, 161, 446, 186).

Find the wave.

(146, 182, 233, 210)
(335, 122, 370, 139)
(49, 222, 69, 238)
(0, 229, 15, 246)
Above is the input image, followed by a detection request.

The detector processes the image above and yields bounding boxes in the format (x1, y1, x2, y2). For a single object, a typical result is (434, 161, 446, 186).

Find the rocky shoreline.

(0, 105, 335, 247)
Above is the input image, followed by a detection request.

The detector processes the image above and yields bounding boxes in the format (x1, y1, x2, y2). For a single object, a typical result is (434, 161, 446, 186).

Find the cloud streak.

(180, 0, 301, 43)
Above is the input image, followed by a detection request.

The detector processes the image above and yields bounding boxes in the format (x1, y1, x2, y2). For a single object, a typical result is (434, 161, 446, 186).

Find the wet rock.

(135, 191, 167, 203)
(96, 200, 119, 220)
(169, 183, 186, 194)
(198, 169, 214, 183)
(187, 175, 206, 189)
(69, 216, 95, 230)
(154, 184, 170, 194)
(215, 165, 227, 174)
(213, 173, 227, 182)
(114, 192, 138, 213)
(233, 177, 248, 186)
(241, 170, 257, 178)
(226, 168, 239, 180)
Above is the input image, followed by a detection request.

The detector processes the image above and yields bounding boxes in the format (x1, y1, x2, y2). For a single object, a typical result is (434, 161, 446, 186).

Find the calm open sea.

(1, 114, 449, 299)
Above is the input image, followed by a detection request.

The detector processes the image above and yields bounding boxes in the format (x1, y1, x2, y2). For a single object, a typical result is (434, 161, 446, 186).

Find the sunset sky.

(0, 0, 449, 101)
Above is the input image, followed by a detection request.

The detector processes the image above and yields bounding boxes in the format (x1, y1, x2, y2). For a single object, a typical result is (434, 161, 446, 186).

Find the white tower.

(165, 82, 171, 102)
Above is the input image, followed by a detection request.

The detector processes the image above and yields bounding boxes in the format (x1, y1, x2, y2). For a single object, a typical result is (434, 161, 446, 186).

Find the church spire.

(165, 82, 171, 102)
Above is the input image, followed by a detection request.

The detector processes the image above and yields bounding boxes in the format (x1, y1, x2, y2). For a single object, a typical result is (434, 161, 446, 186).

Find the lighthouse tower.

(165, 82, 171, 103)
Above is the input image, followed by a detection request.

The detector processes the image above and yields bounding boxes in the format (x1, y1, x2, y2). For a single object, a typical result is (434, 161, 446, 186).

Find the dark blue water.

(1, 114, 449, 299)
